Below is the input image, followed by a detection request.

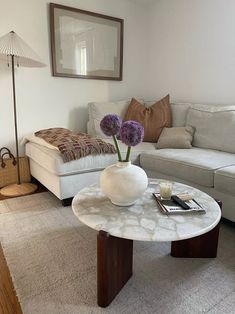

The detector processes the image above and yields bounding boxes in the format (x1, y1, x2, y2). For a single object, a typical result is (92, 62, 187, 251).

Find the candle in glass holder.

(159, 181, 173, 200)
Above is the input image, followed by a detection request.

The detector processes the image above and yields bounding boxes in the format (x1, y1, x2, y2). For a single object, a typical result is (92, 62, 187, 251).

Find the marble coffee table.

(72, 179, 221, 307)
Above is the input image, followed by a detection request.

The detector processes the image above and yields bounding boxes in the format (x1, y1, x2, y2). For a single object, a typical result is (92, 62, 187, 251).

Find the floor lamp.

(0, 31, 46, 197)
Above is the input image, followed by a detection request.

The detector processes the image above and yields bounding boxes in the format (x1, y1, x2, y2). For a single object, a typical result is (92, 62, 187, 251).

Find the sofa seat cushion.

(215, 166, 235, 195)
(26, 141, 156, 176)
(140, 148, 235, 187)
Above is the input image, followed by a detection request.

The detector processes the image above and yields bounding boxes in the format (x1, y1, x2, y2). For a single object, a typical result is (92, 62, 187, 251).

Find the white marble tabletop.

(72, 180, 221, 242)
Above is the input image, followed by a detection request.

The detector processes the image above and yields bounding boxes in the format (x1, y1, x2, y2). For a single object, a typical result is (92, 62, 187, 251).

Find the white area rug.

(0, 192, 235, 314)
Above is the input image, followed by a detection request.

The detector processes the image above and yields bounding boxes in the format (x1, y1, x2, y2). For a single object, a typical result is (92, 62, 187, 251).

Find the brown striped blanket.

(35, 128, 116, 163)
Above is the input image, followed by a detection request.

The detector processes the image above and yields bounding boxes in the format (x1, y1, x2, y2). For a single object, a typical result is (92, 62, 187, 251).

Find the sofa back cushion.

(170, 103, 192, 127)
(124, 95, 172, 142)
(87, 100, 130, 138)
(144, 102, 191, 127)
(87, 99, 192, 138)
(186, 105, 235, 153)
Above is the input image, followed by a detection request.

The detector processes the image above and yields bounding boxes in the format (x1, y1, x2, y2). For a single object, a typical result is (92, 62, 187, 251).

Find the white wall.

(0, 0, 148, 154)
(145, 0, 235, 104)
(1, 0, 235, 155)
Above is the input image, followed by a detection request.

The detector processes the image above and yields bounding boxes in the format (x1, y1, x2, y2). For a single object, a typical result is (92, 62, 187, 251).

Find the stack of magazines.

(153, 193, 206, 215)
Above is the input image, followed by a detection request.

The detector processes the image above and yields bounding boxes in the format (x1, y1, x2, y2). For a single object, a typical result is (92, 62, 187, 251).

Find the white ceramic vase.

(100, 161, 148, 206)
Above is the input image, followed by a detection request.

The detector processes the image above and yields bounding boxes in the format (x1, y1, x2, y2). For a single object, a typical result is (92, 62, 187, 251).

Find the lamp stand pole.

(11, 54, 21, 185)
(0, 55, 37, 197)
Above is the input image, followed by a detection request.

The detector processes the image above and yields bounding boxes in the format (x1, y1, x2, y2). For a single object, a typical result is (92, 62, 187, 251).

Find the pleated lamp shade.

(0, 31, 46, 67)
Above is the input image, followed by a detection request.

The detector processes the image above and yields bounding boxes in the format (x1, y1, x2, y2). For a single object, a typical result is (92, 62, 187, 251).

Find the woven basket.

(0, 156, 31, 188)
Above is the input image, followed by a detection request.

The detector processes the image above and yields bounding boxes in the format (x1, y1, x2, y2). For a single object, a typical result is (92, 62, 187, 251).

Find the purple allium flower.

(100, 114, 122, 137)
(120, 121, 144, 147)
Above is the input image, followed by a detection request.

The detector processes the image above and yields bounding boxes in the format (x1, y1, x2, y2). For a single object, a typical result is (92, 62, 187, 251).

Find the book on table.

(153, 193, 206, 215)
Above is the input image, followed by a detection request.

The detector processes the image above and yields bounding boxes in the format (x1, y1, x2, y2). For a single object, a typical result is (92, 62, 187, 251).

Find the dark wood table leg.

(97, 230, 133, 307)
(171, 222, 220, 257)
(171, 200, 222, 258)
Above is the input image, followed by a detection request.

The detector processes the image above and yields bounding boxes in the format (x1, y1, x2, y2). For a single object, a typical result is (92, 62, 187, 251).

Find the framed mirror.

(50, 3, 123, 80)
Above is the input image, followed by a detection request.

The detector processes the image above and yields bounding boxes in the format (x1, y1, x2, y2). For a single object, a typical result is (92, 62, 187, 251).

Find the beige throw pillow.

(156, 126, 195, 149)
(124, 95, 172, 142)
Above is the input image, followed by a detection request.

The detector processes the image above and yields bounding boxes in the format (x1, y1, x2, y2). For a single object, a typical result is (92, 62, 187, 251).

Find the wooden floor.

(0, 181, 47, 314)
(0, 245, 22, 314)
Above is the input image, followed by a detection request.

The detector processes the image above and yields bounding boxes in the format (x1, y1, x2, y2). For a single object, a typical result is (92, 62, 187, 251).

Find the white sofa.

(25, 100, 235, 222)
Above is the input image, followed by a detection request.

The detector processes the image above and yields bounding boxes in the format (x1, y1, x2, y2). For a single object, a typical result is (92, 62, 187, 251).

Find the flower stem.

(113, 135, 122, 161)
(125, 146, 131, 162)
